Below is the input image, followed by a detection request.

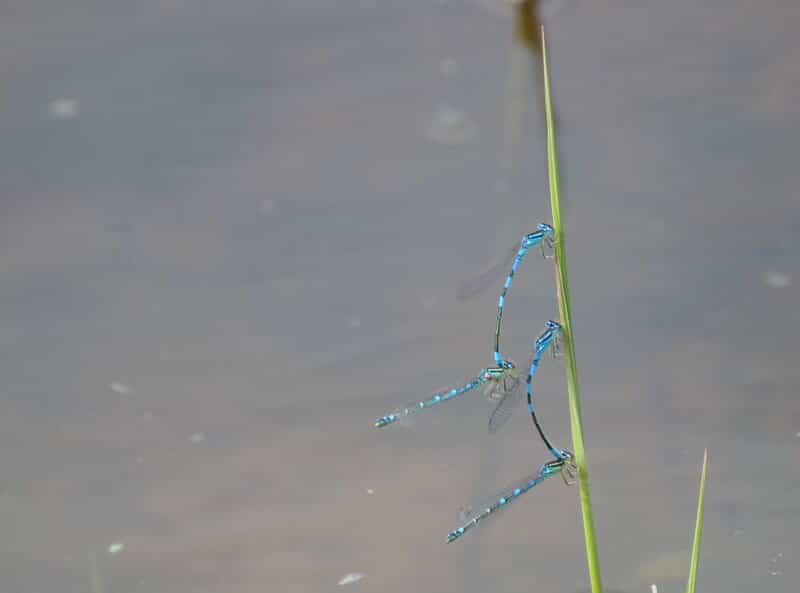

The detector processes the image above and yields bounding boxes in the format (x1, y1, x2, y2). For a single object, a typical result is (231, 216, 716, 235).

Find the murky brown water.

(1, 1, 799, 592)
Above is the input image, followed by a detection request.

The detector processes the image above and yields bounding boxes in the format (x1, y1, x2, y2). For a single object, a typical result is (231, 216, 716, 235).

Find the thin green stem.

(686, 449, 709, 593)
(540, 26, 604, 593)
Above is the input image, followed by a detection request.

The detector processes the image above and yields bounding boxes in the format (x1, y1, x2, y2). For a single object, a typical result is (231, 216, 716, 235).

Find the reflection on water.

(426, 104, 478, 146)
(1, 0, 800, 592)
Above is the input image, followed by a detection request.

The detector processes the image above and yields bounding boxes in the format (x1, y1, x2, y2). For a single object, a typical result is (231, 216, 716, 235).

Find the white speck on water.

(440, 57, 460, 77)
(366, 488, 375, 495)
(421, 295, 437, 311)
(107, 542, 124, 555)
(768, 552, 784, 576)
(426, 105, 476, 146)
(346, 315, 361, 329)
(189, 432, 206, 444)
(48, 98, 79, 119)
(259, 199, 275, 215)
(338, 573, 366, 586)
(651, 585, 658, 593)
(764, 271, 791, 288)
(109, 382, 133, 395)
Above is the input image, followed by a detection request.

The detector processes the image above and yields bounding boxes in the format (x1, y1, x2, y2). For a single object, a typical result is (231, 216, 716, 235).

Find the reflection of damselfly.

(446, 453, 577, 543)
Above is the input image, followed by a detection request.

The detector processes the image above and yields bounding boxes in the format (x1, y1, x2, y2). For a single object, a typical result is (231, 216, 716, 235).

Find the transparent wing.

(456, 241, 518, 302)
(456, 469, 543, 523)
(447, 466, 556, 543)
(487, 373, 524, 434)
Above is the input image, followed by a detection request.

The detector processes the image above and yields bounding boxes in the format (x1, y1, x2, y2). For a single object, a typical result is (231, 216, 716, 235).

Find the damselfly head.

(557, 449, 573, 461)
(544, 320, 562, 332)
(483, 368, 500, 381)
(483, 365, 511, 381)
(537, 222, 555, 235)
(535, 321, 561, 352)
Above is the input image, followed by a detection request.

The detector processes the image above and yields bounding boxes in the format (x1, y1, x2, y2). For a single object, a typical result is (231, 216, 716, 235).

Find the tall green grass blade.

(540, 26, 604, 593)
(686, 449, 709, 593)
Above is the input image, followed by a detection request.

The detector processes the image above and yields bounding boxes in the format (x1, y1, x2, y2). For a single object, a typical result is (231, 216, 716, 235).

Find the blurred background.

(1, 0, 798, 592)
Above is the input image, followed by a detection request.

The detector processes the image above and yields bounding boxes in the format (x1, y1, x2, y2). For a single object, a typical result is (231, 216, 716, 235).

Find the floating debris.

(366, 488, 375, 495)
(426, 106, 477, 146)
(107, 542, 125, 555)
(48, 98, 79, 119)
(650, 585, 658, 593)
(338, 573, 366, 586)
(768, 552, 783, 576)
(189, 432, 206, 444)
(109, 382, 133, 395)
(763, 271, 791, 288)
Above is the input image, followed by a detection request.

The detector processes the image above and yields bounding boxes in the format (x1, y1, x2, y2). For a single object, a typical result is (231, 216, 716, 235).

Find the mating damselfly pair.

(374, 225, 576, 543)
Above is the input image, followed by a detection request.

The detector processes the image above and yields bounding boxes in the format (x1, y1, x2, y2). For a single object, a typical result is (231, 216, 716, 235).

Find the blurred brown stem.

(515, 0, 542, 53)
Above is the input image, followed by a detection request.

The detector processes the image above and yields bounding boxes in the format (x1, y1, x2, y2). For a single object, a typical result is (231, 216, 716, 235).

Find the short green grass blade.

(540, 26, 604, 593)
(686, 449, 709, 593)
